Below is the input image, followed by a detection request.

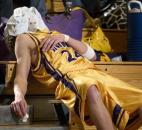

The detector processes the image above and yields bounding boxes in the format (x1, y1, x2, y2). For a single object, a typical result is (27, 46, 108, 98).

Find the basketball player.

(8, 30, 142, 130)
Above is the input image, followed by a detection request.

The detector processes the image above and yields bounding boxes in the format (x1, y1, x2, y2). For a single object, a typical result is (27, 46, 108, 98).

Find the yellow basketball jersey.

(27, 30, 96, 87)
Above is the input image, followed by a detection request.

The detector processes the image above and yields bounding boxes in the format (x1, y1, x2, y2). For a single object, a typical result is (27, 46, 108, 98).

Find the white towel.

(5, 6, 48, 36)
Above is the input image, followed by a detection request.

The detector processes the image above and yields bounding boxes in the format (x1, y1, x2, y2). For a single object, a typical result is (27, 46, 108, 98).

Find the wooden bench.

(2, 61, 142, 93)
(1, 61, 142, 130)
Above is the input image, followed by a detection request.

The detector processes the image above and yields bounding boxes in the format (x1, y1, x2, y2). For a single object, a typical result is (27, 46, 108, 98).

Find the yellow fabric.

(28, 29, 95, 87)
(27, 30, 142, 130)
(100, 52, 111, 62)
(78, 7, 113, 53)
(82, 26, 112, 53)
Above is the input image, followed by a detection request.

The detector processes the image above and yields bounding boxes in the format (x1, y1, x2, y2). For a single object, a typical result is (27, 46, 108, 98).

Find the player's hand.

(10, 94, 27, 118)
(40, 34, 65, 52)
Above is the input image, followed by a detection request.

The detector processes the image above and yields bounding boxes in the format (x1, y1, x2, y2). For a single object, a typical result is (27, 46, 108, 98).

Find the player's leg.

(86, 85, 115, 130)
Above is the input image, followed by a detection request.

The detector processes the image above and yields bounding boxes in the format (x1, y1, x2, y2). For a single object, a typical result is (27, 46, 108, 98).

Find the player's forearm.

(14, 78, 28, 98)
(67, 37, 87, 54)
(67, 37, 97, 60)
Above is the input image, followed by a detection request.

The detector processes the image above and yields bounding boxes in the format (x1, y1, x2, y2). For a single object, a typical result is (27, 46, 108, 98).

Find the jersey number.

(61, 50, 81, 62)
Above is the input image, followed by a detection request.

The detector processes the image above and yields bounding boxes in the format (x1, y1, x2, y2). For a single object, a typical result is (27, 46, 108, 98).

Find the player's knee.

(86, 85, 101, 104)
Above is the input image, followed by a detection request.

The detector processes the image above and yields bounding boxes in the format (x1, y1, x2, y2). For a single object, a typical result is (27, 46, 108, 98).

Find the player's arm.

(65, 35, 97, 61)
(40, 34, 96, 61)
(10, 34, 35, 118)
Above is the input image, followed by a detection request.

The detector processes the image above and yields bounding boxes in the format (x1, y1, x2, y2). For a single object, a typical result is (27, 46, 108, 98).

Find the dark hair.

(5, 35, 16, 54)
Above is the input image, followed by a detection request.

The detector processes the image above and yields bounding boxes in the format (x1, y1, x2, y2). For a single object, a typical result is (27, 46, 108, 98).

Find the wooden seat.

(1, 60, 142, 93)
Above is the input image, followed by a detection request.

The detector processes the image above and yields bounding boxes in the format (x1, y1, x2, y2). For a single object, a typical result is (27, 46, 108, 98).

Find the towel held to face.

(4, 6, 48, 37)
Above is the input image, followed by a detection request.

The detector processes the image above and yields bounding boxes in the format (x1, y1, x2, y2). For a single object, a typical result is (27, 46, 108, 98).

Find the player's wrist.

(14, 91, 25, 100)
(63, 34, 70, 42)
(82, 44, 96, 60)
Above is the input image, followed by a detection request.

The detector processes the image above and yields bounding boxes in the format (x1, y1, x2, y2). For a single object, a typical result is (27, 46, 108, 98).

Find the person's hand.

(40, 34, 65, 52)
(10, 94, 27, 118)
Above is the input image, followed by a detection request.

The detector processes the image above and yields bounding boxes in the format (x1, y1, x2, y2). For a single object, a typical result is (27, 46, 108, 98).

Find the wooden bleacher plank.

(0, 123, 68, 130)
(0, 61, 16, 64)
(0, 105, 32, 125)
(45, 0, 65, 13)
(1, 61, 142, 95)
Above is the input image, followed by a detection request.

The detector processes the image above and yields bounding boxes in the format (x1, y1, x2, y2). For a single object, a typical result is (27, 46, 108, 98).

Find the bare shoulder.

(15, 33, 36, 50)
